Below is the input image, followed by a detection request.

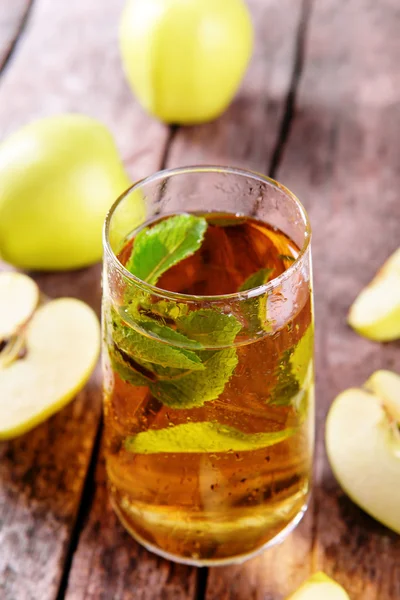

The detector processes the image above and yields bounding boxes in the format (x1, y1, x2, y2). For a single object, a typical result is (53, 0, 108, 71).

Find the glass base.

(111, 496, 309, 567)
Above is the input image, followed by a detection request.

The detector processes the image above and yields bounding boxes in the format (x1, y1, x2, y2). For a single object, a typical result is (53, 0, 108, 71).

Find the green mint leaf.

(239, 268, 274, 292)
(176, 309, 242, 347)
(270, 324, 314, 409)
(150, 347, 238, 408)
(125, 213, 207, 285)
(112, 310, 204, 371)
(124, 421, 297, 454)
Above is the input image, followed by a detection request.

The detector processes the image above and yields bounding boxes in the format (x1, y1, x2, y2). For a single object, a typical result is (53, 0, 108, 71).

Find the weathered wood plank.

(0, 375, 101, 600)
(65, 1, 307, 598)
(65, 451, 198, 600)
(167, 0, 304, 175)
(0, 0, 170, 598)
(165, 1, 315, 599)
(0, 0, 169, 181)
(0, 0, 32, 72)
(189, 0, 400, 598)
(277, 0, 400, 599)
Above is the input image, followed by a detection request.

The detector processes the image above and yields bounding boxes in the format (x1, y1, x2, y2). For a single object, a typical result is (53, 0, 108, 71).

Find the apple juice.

(102, 212, 314, 565)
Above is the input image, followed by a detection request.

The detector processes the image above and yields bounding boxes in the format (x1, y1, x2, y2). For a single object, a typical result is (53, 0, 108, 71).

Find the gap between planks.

(0, 0, 35, 75)
(269, 0, 313, 179)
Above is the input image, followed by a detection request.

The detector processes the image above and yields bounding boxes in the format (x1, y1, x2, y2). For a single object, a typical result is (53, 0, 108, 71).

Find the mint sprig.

(109, 214, 243, 409)
(126, 213, 207, 285)
(112, 310, 204, 370)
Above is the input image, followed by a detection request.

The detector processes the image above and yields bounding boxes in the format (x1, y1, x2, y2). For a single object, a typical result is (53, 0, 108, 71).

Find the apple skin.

(119, 0, 253, 124)
(326, 387, 400, 534)
(348, 247, 400, 341)
(0, 115, 134, 270)
(286, 572, 350, 600)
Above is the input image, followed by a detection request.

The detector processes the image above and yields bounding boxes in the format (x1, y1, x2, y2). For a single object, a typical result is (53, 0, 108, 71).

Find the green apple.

(0, 297, 100, 440)
(326, 373, 400, 533)
(0, 114, 142, 270)
(119, 0, 253, 124)
(348, 247, 400, 341)
(286, 572, 350, 600)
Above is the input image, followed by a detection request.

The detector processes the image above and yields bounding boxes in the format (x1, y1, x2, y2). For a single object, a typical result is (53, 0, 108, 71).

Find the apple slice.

(286, 572, 350, 600)
(348, 247, 400, 341)
(326, 378, 400, 533)
(0, 298, 100, 440)
(0, 272, 39, 341)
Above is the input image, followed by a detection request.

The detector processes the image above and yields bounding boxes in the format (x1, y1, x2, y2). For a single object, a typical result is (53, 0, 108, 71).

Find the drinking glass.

(102, 166, 314, 566)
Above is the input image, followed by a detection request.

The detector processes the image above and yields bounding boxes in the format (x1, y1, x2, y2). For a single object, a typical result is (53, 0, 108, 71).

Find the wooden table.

(1, 1, 399, 598)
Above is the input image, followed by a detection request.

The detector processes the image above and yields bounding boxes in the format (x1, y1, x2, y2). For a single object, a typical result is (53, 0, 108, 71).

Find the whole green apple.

(119, 0, 253, 124)
(0, 114, 140, 270)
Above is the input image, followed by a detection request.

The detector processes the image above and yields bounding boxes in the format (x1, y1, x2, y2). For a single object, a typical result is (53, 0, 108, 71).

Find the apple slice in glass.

(326, 373, 400, 533)
(0, 298, 100, 440)
(286, 572, 350, 600)
(348, 247, 400, 341)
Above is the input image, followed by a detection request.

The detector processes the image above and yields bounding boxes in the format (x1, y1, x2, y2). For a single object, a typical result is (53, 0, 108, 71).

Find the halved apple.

(0, 298, 100, 440)
(286, 572, 350, 600)
(326, 372, 400, 533)
(348, 247, 400, 341)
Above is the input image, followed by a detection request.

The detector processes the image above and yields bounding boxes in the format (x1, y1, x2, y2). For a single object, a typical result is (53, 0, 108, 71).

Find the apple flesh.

(0, 115, 141, 270)
(365, 369, 400, 424)
(0, 298, 100, 440)
(0, 272, 39, 341)
(326, 374, 400, 533)
(348, 247, 400, 341)
(286, 572, 350, 600)
(119, 0, 253, 124)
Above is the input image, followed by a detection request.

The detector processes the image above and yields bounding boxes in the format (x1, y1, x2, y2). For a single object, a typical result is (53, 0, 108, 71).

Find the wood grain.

(64, 451, 198, 600)
(0, 378, 101, 600)
(0, 0, 168, 598)
(1, 0, 399, 598)
(0, 0, 32, 72)
(164, 0, 316, 598)
(277, 0, 400, 598)
(166, 0, 305, 174)
(0, 0, 169, 180)
(64, 1, 310, 598)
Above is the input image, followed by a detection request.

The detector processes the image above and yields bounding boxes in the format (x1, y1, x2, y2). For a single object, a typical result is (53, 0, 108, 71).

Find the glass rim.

(103, 165, 311, 303)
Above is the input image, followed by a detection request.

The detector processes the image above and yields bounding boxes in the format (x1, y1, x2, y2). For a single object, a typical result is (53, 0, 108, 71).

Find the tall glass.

(102, 166, 314, 566)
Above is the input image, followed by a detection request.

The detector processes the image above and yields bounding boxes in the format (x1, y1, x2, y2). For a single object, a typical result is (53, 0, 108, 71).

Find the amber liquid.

(103, 213, 313, 565)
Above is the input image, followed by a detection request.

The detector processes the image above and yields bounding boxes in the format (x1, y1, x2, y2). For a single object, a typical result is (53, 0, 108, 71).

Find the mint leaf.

(112, 310, 204, 371)
(239, 268, 274, 292)
(124, 421, 297, 454)
(270, 324, 314, 409)
(125, 214, 207, 285)
(176, 309, 241, 347)
(150, 347, 238, 408)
